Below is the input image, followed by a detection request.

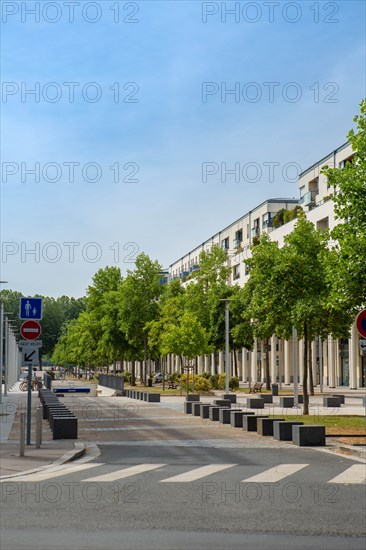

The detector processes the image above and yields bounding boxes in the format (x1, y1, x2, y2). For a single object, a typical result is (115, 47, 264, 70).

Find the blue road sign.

(19, 297, 43, 320)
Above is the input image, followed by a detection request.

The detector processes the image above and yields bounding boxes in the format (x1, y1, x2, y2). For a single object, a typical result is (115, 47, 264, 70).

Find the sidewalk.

(0, 382, 84, 478)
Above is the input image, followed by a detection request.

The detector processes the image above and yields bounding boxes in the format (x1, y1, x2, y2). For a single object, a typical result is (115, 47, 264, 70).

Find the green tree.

(118, 253, 162, 385)
(322, 99, 366, 310)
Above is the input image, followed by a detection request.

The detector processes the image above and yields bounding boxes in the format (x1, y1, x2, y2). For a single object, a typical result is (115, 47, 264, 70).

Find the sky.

(1, 0, 365, 297)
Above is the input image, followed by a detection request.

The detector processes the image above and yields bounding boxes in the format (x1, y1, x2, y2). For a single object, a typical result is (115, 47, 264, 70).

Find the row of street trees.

(48, 100, 366, 413)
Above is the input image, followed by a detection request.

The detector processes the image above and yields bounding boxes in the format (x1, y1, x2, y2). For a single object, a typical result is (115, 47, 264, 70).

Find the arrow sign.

(24, 350, 36, 362)
(22, 348, 39, 366)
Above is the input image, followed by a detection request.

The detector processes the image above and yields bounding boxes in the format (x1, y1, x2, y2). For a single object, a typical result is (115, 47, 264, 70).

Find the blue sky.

(1, 0, 365, 297)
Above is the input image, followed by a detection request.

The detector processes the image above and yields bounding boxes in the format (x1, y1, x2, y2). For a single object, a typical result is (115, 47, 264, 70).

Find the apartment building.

(125, 142, 364, 389)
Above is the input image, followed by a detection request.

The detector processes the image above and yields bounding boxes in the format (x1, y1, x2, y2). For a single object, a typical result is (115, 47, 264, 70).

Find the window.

(300, 185, 305, 198)
(233, 264, 240, 280)
(262, 212, 274, 228)
(221, 237, 229, 250)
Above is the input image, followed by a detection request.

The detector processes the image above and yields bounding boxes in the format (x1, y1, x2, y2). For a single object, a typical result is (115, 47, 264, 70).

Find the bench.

(249, 382, 263, 393)
(168, 382, 178, 389)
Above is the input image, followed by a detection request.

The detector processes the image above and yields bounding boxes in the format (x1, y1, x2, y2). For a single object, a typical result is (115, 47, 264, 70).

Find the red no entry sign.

(356, 310, 366, 338)
(21, 320, 42, 341)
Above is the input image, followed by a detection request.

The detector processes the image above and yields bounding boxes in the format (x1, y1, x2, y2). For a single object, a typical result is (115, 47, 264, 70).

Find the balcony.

(179, 271, 189, 279)
(262, 218, 273, 228)
(251, 226, 260, 238)
(233, 238, 243, 248)
(189, 264, 200, 273)
(299, 190, 317, 206)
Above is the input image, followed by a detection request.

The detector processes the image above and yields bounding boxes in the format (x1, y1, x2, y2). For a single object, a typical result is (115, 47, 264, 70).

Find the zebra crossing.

(2, 461, 365, 485)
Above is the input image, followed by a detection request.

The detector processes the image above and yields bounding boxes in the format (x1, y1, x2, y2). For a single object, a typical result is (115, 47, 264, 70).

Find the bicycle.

(19, 377, 43, 391)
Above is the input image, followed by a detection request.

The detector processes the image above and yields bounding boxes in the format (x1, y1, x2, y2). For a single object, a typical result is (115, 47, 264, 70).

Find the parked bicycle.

(19, 377, 43, 391)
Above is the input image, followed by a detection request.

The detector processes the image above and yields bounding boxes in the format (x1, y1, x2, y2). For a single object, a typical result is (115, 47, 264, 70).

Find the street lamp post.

(0, 281, 8, 405)
(220, 298, 232, 395)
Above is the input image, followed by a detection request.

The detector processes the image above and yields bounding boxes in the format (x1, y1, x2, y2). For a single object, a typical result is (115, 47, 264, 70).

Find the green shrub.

(194, 376, 212, 393)
(209, 374, 219, 389)
(202, 372, 211, 379)
(230, 376, 239, 391)
(121, 371, 131, 384)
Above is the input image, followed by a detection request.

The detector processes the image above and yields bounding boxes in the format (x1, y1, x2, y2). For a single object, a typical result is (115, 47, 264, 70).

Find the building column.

(270, 335, 276, 384)
(260, 340, 265, 382)
(311, 341, 317, 386)
(322, 341, 328, 386)
(175, 355, 180, 373)
(197, 356, 203, 375)
(242, 347, 248, 383)
(204, 354, 210, 374)
(349, 324, 358, 389)
(298, 338, 304, 384)
(284, 339, 291, 385)
(211, 353, 216, 374)
(219, 351, 224, 374)
(251, 339, 258, 383)
(328, 337, 336, 388)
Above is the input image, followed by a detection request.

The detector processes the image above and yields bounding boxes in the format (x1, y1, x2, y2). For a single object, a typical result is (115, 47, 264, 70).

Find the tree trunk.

(131, 359, 136, 386)
(303, 324, 309, 415)
(162, 356, 166, 391)
(214, 350, 218, 375)
(309, 341, 314, 396)
(179, 355, 184, 396)
(113, 360, 116, 375)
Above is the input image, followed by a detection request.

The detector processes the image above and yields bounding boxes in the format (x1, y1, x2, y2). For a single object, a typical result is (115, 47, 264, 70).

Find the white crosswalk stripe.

(83, 463, 166, 482)
(2, 463, 103, 483)
(160, 464, 236, 483)
(327, 465, 366, 484)
(241, 464, 309, 483)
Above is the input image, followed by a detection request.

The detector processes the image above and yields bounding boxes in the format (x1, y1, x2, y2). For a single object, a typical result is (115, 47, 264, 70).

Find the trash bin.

(148, 379, 153, 387)
(271, 384, 279, 396)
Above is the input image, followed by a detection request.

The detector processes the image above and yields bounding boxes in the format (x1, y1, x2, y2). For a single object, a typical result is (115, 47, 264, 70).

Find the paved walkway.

(1, 382, 365, 479)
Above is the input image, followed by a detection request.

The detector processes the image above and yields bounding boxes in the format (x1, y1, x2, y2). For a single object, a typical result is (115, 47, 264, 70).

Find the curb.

(328, 443, 366, 460)
(0, 441, 86, 480)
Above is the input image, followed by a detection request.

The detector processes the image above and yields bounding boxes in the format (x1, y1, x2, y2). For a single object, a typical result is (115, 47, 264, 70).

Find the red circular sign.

(21, 320, 42, 340)
(356, 310, 366, 338)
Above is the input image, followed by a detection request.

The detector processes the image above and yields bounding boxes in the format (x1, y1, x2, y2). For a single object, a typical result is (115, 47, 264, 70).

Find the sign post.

(19, 297, 43, 446)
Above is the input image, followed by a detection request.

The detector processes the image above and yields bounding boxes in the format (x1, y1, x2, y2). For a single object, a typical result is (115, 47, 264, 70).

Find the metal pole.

(4, 317, 8, 397)
(20, 412, 26, 456)
(0, 302, 3, 404)
(293, 327, 299, 408)
(26, 363, 32, 444)
(225, 301, 230, 394)
(36, 406, 42, 448)
(319, 336, 323, 393)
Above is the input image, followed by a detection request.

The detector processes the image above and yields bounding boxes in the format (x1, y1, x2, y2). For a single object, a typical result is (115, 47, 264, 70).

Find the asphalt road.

(1, 394, 365, 549)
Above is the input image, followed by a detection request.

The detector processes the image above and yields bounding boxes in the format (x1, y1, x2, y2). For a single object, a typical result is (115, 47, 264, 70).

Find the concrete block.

(247, 398, 265, 409)
(260, 394, 273, 404)
(292, 425, 326, 446)
(184, 402, 193, 414)
(214, 399, 231, 408)
(200, 404, 211, 419)
(53, 416, 78, 439)
(230, 411, 254, 428)
(323, 397, 341, 407)
(192, 402, 203, 416)
(219, 408, 240, 424)
(243, 415, 268, 431)
(257, 418, 284, 436)
(209, 406, 221, 421)
(147, 393, 160, 402)
(273, 421, 304, 441)
(280, 396, 294, 408)
(221, 394, 237, 403)
(185, 394, 200, 402)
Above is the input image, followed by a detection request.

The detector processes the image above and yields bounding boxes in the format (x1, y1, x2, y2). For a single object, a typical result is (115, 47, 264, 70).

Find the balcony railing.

(251, 226, 260, 238)
(299, 190, 317, 206)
